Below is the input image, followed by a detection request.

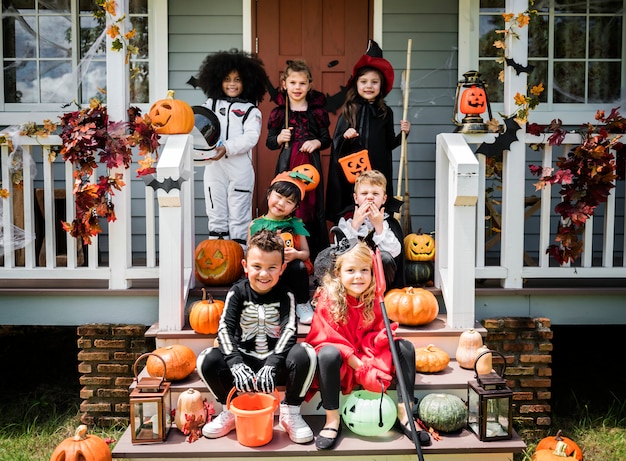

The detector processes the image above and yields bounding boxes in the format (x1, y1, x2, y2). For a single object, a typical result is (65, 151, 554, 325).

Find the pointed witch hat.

(348, 39, 395, 96)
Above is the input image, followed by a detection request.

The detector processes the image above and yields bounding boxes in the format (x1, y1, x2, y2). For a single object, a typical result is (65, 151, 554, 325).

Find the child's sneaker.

(202, 409, 235, 438)
(279, 403, 313, 443)
(296, 301, 314, 324)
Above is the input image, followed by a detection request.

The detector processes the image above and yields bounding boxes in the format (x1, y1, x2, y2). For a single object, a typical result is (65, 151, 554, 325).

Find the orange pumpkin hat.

(348, 40, 395, 96)
(271, 170, 316, 200)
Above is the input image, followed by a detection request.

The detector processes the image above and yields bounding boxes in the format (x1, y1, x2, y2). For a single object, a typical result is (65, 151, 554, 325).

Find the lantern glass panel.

(485, 396, 511, 438)
(468, 385, 480, 434)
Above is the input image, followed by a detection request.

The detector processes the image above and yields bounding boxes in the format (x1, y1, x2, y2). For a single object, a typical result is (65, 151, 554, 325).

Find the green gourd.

(418, 393, 468, 433)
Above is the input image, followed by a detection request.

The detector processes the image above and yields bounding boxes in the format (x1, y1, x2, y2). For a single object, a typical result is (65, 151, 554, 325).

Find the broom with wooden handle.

(395, 39, 412, 236)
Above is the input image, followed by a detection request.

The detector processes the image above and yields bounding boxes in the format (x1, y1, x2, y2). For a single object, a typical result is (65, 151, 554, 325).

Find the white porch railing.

(436, 131, 626, 328)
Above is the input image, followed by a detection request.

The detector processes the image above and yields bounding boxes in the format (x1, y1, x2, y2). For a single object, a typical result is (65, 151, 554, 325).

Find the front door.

(252, 0, 372, 217)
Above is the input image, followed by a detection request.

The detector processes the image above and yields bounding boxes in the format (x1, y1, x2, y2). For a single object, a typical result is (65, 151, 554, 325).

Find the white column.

(500, 0, 528, 288)
(106, 0, 132, 289)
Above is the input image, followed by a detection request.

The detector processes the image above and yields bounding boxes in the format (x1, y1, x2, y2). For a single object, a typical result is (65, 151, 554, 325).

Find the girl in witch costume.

(325, 40, 411, 224)
(266, 60, 331, 260)
(196, 49, 267, 246)
(248, 170, 317, 324)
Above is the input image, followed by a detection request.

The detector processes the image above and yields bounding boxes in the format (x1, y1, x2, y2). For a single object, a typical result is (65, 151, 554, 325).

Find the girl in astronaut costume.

(196, 49, 268, 245)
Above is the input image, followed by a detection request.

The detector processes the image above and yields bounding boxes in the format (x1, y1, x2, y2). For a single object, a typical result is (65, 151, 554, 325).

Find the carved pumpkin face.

(338, 149, 371, 183)
(292, 163, 320, 192)
(459, 85, 487, 115)
(149, 90, 195, 134)
(404, 232, 436, 261)
(194, 238, 244, 285)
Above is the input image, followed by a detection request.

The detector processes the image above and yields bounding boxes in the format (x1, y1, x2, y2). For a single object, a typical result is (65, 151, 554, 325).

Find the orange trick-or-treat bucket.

(226, 387, 280, 447)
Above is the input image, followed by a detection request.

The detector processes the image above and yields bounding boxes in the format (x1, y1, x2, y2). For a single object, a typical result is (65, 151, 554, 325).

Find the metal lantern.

(452, 70, 495, 133)
(129, 353, 172, 444)
(467, 350, 513, 442)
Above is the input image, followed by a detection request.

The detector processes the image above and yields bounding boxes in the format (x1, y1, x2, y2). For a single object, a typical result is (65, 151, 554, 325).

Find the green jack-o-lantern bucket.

(341, 389, 398, 437)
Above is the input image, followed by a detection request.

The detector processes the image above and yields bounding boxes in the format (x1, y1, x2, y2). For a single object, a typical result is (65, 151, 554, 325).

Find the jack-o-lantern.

(194, 237, 244, 286)
(404, 231, 436, 262)
(459, 85, 487, 116)
(291, 163, 320, 192)
(149, 90, 195, 134)
(338, 149, 371, 183)
(280, 232, 294, 248)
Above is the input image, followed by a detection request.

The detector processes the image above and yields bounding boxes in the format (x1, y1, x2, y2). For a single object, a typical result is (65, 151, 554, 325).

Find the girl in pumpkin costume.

(305, 240, 420, 450)
(196, 49, 267, 245)
(266, 60, 331, 260)
(248, 170, 316, 324)
(326, 40, 410, 223)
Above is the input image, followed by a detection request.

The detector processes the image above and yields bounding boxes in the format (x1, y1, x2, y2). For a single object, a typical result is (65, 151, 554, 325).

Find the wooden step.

(112, 413, 526, 460)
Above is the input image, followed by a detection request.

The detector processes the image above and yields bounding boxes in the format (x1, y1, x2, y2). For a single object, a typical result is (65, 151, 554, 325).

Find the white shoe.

(296, 301, 314, 324)
(202, 409, 235, 439)
(279, 403, 313, 443)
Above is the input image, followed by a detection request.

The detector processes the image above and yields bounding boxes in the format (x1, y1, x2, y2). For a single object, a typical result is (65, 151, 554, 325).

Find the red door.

(252, 0, 372, 217)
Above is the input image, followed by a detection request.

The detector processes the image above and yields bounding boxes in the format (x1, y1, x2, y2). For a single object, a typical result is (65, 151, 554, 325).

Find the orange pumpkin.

(292, 163, 320, 192)
(188, 288, 224, 335)
(404, 231, 436, 261)
(147, 344, 196, 381)
(384, 287, 439, 326)
(534, 430, 583, 461)
(338, 149, 371, 183)
(280, 232, 295, 248)
(148, 90, 194, 134)
(415, 344, 450, 373)
(194, 237, 244, 286)
(50, 425, 112, 461)
(533, 442, 581, 461)
(459, 85, 487, 115)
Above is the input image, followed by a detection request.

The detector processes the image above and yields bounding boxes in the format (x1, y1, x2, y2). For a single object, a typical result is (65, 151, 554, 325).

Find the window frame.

(459, 0, 626, 125)
(0, 0, 166, 126)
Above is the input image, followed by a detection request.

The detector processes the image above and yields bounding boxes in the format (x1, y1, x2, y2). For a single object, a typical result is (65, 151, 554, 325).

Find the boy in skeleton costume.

(197, 230, 316, 444)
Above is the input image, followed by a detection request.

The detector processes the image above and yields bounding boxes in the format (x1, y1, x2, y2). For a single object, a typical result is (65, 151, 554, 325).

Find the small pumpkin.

(280, 232, 295, 248)
(291, 163, 320, 192)
(188, 288, 224, 335)
(459, 85, 487, 115)
(175, 388, 208, 433)
(405, 261, 434, 285)
(474, 345, 493, 374)
(534, 430, 583, 461)
(148, 90, 194, 134)
(384, 287, 439, 326)
(49, 424, 112, 461)
(341, 390, 398, 437)
(533, 441, 582, 461)
(194, 237, 244, 286)
(404, 231, 436, 262)
(415, 344, 450, 373)
(418, 393, 468, 433)
(455, 328, 484, 369)
(147, 344, 197, 381)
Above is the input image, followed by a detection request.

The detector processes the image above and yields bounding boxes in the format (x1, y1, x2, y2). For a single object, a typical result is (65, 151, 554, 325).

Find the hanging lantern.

(452, 70, 496, 133)
(467, 350, 513, 442)
(129, 353, 172, 444)
(341, 389, 398, 437)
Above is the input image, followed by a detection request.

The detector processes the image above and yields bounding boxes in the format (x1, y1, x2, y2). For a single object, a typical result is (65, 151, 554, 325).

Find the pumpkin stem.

(554, 429, 563, 441)
(201, 287, 207, 301)
(426, 344, 435, 352)
(73, 424, 89, 441)
(166, 89, 175, 99)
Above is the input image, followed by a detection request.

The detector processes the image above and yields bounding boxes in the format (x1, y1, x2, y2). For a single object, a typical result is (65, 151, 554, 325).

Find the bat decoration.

(505, 58, 535, 76)
(186, 75, 199, 89)
(476, 117, 521, 158)
(142, 172, 190, 193)
(325, 86, 348, 113)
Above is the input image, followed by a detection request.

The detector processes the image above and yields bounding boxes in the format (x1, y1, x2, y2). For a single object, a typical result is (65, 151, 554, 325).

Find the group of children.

(192, 42, 425, 450)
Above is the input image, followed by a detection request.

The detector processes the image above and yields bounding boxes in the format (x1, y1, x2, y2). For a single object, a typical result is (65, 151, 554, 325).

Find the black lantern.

(467, 350, 513, 442)
(452, 70, 496, 133)
(129, 353, 172, 444)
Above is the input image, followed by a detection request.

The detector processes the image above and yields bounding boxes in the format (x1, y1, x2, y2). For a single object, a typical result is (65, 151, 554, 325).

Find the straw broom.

(395, 39, 412, 235)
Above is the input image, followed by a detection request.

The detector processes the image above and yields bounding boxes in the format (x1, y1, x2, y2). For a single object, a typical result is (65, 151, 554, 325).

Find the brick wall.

(482, 317, 552, 438)
(77, 324, 155, 427)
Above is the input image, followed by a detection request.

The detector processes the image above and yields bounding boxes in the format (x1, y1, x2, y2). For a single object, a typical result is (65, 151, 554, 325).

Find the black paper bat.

(475, 117, 521, 158)
(186, 75, 199, 89)
(142, 173, 189, 193)
(505, 58, 535, 76)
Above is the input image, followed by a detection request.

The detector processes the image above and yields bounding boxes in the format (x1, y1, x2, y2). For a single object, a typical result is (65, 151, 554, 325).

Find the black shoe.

(395, 419, 432, 446)
(315, 424, 342, 450)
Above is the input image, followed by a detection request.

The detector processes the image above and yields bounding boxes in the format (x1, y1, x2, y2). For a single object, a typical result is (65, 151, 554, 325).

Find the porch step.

(112, 414, 525, 460)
